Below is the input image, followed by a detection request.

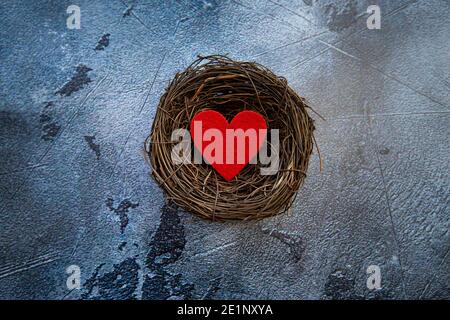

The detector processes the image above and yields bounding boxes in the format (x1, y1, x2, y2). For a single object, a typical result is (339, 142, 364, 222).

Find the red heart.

(190, 110, 267, 181)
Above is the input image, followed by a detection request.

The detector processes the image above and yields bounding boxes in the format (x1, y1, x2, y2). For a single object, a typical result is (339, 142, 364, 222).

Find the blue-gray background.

(0, 0, 448, 299)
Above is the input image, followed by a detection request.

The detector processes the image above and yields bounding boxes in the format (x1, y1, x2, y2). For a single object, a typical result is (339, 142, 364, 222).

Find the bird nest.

(146, 55, 318, 220)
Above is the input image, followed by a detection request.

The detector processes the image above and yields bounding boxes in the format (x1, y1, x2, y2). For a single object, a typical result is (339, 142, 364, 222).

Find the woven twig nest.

(146, 55, 317, 220)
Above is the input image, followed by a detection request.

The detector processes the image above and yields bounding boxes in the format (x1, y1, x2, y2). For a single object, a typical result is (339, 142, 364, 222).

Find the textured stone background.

(0, 0, 448, 299)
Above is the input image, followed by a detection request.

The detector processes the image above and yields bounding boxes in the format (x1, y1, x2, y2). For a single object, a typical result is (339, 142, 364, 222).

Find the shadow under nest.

(146, 55, 318, 220)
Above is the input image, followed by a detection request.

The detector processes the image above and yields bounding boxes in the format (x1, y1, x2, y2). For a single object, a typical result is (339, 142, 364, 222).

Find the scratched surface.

(0, 0, 449, 299)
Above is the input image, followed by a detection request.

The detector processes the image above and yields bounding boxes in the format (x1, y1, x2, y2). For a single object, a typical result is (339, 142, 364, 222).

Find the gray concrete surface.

(0, 0, 449, 299)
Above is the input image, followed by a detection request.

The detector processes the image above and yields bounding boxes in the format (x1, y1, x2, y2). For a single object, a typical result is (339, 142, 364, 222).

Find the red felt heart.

(190, 110, 267, 181)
